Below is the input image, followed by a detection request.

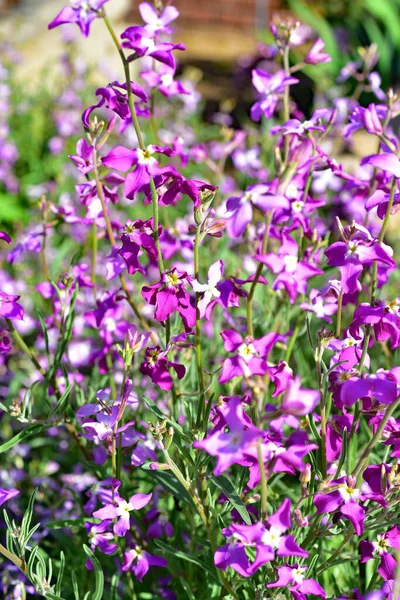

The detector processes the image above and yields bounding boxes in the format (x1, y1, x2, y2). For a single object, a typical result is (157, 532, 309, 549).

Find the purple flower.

(366, 187, 400, 220)
(194, 396, 262, 475)
(121, 26, 185, 69)
(340, 373, 397, 407)
(142, 268, 195, 327)
(68, 138, 94, 174)
(140, 65, 189, 98)
(48, 1, 109, 37)
(280, 377, 320, 416)
(82, 81, 148, 127)
(325, 225, 395, 294)
(349, 300, 400, 348)
(85, 520, 117, 558)
(267, 564, 326, 599)
(139, 2, 179, 34)
(361, 153, 400, 178)
(140, 344, 186, 391)
(102, 144, 173, 200)
(0, 292, 24, 321)
(251, 69, 298, 121)
(225, 185, 289, 238)
(314, 476, 365, 535)
(360, 526, 400, 581)
(219, 329, 280, 384)
(0, 488, 19, 506)
(214, 499, 307, 577)
(304, 38, 331, 65)
(93, 486, 152, 537)
(123, 546, 167, 581)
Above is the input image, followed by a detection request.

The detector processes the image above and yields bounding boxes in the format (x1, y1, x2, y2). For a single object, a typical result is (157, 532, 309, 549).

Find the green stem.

(194, 227, 205, 428)
(0, 542, 27, 574)
(316, 355, 327, 478)
(257, 440, 268, 521)
(336, 289, 343, 338)
(247, 212, 272, 338)
(358, 177, 396, 372)
(91, 220, 97, 302)
(352, 396, 400, 479)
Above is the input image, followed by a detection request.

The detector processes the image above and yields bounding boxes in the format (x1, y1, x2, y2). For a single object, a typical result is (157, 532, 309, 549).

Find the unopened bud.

(294, 509, 309, 528)
(164, 426, 174, 450)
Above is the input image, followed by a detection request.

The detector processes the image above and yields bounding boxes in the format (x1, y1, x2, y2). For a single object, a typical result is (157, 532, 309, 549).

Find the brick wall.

(132, 0, 283, 29)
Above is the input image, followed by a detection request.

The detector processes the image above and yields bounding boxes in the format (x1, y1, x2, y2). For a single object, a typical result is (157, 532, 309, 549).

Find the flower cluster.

(1, 3, 400, 600)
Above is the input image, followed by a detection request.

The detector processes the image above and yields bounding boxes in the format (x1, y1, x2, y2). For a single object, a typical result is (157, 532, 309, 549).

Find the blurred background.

(1, 0, 400, 227)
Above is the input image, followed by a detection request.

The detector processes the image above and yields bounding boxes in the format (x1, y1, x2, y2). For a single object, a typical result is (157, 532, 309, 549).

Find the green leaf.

(21, 488, 38, 546)
(210, 475, 251, 525)
(55, 551, 65, 596)
(179, 578, 196, 600)
(46, 518, 99, 530)
(71, 571, 80, 600)
(83, 545, 104, 600)
(45, 594, 66, 600)
(48, 383, 74, 419)
(154, 539, 219, 584)
(37, 309, 50, 359)
(0, 424, 46, 454)
(141, 465, 194, 507)
(364, 0, 400, 46)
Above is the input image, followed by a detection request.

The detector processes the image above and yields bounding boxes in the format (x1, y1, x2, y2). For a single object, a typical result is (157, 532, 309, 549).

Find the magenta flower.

(340, 373, 397, 407)
(360, 526, 400, 581)
(140, 65, 189, 98)
(0, 292, 24, 320)
(140, 344, 186, 391)
(361, 153, 400, 178)
(366, 187, 400, 220)
(121, 26, 185, 69)
(304, 38, 331, 65)
(300, 288, 338, 322)
(214, 499, 307, 577)
(142, 268, 195, 327)
(268, 565, 326, 600)
(325, 227, 395, 294)
(194, 396, 262, 475)
(82, 81, 148, 127)
(251, 69, 298, 121)
(123, 546, 167, 581)
(138, 2, 179, 34)
(48, 1, 109, 37)
(349, 300, 400, 348)
(102, 144, 173, 200)
(0, 488, 19, 506)
(68, 138, 94, 175)
(314, 476, 365, 535)
(280, 377, 320, 416)
(225, 185, 289, 238)
(219, 329, 280, 384)
(85, 520, 117, 558)
(93, 488, 152, 536)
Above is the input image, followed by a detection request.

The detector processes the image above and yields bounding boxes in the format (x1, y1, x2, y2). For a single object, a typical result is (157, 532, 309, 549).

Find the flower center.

(138, 146, 157, 166)
(117, 500, 132, 517)
(165, 272, 180, 287)
(261, 527, 281, 549)
(237, 342, 256, 363)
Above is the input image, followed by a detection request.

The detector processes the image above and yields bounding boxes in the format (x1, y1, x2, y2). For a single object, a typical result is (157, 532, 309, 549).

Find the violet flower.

(304, 38, 331, 65)
(314, 476, 366, 535)
(123, 546, 167, 581)
(267, 564, 326, 599)
(214, 499, 307, 577)
(48, 1, 109, 37)
(219, 329, 280, 384)
(102, 144, 173, 200)
(360, 526, 400, 581)
(93, 486, 152, 536)
(251, 69, 299, 121)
